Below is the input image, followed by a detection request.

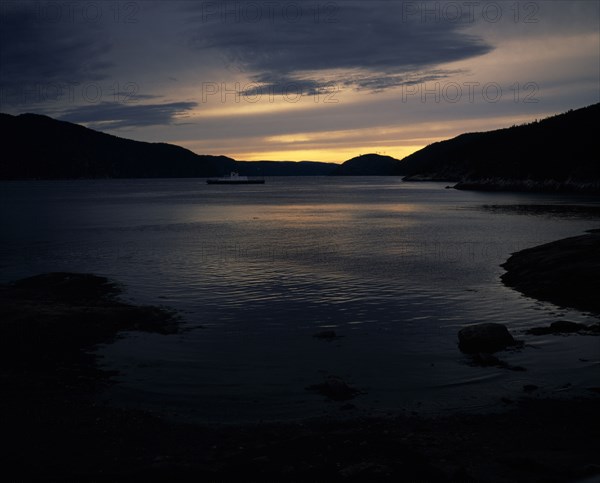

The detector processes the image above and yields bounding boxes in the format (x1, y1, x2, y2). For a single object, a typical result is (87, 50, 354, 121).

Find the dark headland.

(0, 112, 342, 178)
(3, 267, 599, 481)
(398, 103, 600, 192)
(0, 113, 238, 179)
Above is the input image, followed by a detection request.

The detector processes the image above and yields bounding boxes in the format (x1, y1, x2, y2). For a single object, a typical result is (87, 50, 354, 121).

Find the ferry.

(206, 172, 265, 185)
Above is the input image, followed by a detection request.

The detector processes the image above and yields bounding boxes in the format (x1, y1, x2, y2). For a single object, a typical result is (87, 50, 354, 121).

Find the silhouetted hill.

(235, 160, 337, 176)
(0, 113, 236, 179)
(398, 104, 600, 191)
(331, 154, 403, 175)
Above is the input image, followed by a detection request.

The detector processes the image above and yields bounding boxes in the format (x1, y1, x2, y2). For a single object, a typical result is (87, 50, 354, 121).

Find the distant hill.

(331, 154, 404, 175)
(5, 105, 598, 188)
(0, 113, 237, 179)
(0, 112, 339, 179)
(235, 160, 337, 176)
(398, 104, 600, 191)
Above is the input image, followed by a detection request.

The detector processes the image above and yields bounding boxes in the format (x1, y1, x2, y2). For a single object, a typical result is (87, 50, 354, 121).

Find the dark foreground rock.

(501, 229, 600, 313)
(458, 323, 519, 354)
(526, 320, 599, 335)
(313, 329, 339, 340)
(2, 273, 599, 481)
(1, 272, 178, 393)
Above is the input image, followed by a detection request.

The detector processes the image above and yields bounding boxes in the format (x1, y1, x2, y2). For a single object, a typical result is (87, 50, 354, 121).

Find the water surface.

(1, 177, 599, 422)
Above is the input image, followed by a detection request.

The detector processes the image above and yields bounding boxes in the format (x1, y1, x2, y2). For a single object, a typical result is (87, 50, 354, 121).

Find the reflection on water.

(1, 177, 599, 422)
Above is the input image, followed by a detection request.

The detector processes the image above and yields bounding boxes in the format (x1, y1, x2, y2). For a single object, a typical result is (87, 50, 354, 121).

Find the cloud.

(238, 69, 465, 99)
(0, 1, 114, 106)
(343, 69, 467, 92)
(184, 1, 492, 93)
(58, 101, 198, 129)
(240, 75, 330, 97)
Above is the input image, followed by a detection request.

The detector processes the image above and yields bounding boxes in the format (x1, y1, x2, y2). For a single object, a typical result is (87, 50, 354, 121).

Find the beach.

(3, 234, 599, 481)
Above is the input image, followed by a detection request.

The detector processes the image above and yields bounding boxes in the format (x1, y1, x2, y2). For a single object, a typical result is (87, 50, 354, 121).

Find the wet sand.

(2, 272, 599, 482)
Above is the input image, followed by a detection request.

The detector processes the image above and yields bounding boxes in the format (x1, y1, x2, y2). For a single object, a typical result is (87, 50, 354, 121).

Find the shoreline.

(3, 271, 599, 481)
(399, 175, 600, 193)
(501, 228, 600, 314)
(454, 179, 600, 193)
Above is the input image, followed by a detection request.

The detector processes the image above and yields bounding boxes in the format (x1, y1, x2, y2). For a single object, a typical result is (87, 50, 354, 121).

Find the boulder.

(458, 323, 517, 354)
(526, 320, 588, 335)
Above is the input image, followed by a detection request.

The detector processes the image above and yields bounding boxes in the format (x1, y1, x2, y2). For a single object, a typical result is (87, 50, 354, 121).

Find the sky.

(1, 0, 598, 162)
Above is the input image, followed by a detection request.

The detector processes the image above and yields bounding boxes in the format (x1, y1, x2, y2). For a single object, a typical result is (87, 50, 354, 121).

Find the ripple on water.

(2, 178, 599, 422)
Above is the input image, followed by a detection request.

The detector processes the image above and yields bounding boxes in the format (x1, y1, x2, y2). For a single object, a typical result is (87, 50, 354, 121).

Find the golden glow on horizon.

(159, 27, 600, 163)
(158, 19, 594, 165)
(232, 145, 425, 163)
(172, 111, 549, 163)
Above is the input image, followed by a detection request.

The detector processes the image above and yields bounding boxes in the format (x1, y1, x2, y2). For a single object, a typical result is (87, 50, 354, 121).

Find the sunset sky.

(1, 0, 598, 162)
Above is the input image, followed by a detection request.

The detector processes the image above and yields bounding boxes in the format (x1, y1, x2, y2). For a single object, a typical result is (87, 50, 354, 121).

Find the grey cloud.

(0, 1, 113, 106)
(240, 69, 464, 98)
(184, 1, 492, 93)
(58, 101, 198, 129)
(241, 75, 330, 97)
(343, 69, 467, 92)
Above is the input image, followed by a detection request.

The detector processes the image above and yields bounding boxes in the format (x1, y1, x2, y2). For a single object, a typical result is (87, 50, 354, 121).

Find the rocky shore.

(501, 229, 600, 313)
(454, 179, 600, 193)
(2, 272, 599, 481)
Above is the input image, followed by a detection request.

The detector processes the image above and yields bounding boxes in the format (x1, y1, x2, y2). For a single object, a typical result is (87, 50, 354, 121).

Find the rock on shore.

(458, 323, 519, 354)
(501, 229, 600, 313)
(0, 272, 178, 392)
